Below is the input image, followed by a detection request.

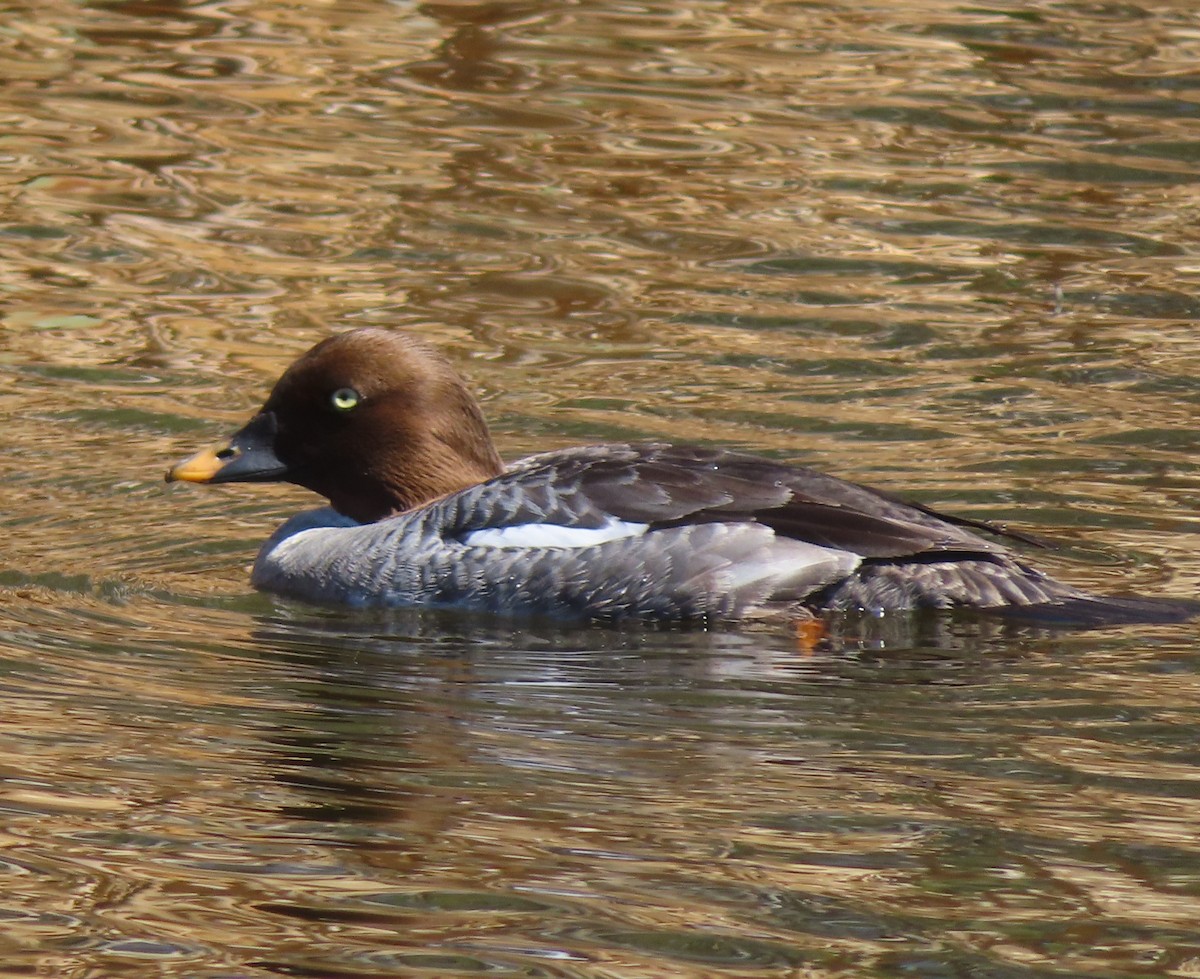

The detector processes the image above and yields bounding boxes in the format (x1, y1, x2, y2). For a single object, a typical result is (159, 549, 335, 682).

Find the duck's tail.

(992, 593, 1200, 628)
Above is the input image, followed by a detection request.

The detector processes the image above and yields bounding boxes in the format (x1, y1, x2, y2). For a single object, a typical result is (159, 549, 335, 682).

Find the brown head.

(166, 329, 505, 522)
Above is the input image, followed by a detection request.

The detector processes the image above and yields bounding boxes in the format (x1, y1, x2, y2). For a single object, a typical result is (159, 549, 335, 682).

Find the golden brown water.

(3, 0, 1200, 975)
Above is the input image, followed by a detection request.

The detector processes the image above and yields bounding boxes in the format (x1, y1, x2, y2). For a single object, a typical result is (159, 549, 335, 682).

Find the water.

(3, 0, 1200, 975)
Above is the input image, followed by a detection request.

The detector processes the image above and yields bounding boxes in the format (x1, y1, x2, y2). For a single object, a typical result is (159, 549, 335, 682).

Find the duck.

(166, 328, 1197, 626)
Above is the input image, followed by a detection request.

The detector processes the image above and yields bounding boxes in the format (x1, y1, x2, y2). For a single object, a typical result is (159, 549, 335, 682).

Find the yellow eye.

(330, 387, 360, 412)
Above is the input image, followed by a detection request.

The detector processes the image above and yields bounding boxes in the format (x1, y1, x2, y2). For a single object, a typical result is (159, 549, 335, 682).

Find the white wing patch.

(463, 517, 649, 550)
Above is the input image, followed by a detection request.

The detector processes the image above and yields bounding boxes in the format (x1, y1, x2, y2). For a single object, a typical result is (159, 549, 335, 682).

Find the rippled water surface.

(4, 0, 1200, 975)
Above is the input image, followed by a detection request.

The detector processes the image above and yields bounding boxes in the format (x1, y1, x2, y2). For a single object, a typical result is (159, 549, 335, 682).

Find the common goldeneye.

(167, 329, 1196, 625)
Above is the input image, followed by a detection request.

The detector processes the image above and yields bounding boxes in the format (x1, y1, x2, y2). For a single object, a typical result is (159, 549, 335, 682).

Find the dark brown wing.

(444, 442, 1009, 561)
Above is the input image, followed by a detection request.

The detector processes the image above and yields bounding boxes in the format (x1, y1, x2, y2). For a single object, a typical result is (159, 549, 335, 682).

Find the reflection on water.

(3, 0, 1200, 975)
(4, 602, 1200, 976)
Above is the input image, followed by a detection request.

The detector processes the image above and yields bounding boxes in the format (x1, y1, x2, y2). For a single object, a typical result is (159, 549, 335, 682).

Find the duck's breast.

(250, 506, 860, 619)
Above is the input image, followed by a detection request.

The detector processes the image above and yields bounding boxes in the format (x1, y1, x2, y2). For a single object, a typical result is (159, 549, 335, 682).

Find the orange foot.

(793, 616, 827, 655)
